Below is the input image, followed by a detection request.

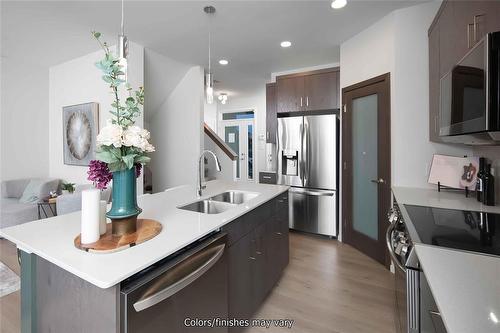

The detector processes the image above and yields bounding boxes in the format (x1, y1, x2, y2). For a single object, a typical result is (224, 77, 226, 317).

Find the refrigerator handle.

(299, 122, 305, 187)
(302, 120, 309, 187)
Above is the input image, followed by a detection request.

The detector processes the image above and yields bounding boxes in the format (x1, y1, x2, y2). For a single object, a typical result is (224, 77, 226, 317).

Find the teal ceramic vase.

(107, 166, 142, 235)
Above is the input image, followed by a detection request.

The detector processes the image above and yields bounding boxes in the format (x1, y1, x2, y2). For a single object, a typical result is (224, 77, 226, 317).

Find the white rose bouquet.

(90, 32, 154, 174)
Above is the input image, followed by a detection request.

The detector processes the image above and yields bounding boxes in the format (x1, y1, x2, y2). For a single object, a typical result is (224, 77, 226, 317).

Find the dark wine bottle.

(483, 164, 495, 206)
(476, 157, 485, 202)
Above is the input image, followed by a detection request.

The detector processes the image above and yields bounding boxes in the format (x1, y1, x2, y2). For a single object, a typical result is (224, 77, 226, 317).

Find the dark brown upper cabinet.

(266, 83, 277, 143)
(305, 71, 339, 111)
(276, 68, 340, 113)
(428, 0, 500, 143)
(276, 76, 305, 113)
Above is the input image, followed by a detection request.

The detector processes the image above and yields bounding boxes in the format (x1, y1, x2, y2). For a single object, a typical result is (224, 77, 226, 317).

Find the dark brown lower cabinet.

(224, 191, 289, 332)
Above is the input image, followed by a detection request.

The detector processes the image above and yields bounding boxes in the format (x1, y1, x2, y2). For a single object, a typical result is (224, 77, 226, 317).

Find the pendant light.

(204, 6, 216, 104)
(118, 0, 128, 81)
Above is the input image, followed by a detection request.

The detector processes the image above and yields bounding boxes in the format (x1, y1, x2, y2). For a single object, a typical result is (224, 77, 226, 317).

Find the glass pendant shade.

(118, 35, 129, 82)
(206, 72, 214, 104)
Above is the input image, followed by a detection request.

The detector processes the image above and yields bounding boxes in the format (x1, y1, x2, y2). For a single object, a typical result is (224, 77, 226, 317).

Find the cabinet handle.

(249, 256, 256, 260)
(276, 232, 283, 236)
(300, 97, 303, 107)
(473, 14, 485, 44)
(306, 96, 309, 107)
(429, 310, 441, 317)
(263, 176, 271, 179)
(467, 23, 474, 49)
(266, 131, 269, 140)
(256, 251, 262, 255)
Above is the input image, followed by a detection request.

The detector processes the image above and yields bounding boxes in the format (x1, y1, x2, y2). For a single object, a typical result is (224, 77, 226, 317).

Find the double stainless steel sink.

(178, 191, 259, 214)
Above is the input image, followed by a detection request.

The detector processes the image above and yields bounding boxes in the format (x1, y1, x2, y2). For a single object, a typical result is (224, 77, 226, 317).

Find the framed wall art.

(62, 102, 99, 166)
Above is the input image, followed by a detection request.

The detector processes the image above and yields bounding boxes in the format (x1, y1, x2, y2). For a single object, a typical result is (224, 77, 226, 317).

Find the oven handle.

(133, 243, 225, 312)
(386, 220, 406, 272)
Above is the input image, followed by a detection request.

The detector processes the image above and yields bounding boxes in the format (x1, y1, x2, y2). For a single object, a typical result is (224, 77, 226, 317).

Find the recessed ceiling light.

(331, 0, 347, 9)
(219, 59, 229, 65)
(280, 41, 292, 48)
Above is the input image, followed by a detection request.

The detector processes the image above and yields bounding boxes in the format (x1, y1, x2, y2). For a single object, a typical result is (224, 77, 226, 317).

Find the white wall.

(144, 48, 191, 124)
(149, 66, 204, 192)
(1, 58, 50, 180)
(340, 2, 471, 190)
(204, 101, 218, 132)
(48, 42, 144, 192)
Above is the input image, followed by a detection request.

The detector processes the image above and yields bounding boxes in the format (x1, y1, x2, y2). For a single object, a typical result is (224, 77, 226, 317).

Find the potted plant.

(87, 32, 154, 235)
(61, 182, 76, 195)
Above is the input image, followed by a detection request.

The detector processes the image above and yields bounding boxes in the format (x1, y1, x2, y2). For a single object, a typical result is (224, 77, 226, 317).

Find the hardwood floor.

(0, 232, 396, 333)
(248, 232, 396, 333)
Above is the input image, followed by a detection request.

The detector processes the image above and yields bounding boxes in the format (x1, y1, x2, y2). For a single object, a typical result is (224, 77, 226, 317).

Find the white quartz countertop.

(392, 186, 500, 214)
(415, 244, 500, 333)
(0, 180, 289, 289)
(393, 186, 500, 333)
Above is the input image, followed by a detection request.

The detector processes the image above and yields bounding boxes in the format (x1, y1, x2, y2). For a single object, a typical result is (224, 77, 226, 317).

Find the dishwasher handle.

(133, 243, 225, 312)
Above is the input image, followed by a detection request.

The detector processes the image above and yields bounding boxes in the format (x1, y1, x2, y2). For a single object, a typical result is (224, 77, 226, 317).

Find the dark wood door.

(304, 71, 339, 111)
(227, 232, 254, 322)
(453, 1, 500, 57)
(429, 23, 441, 143)
(342, 73, 391, 267)
(277, 76, 305, 113)
(266, 83, 277, 143)
(438, 1, 459, 77)
(264, 204, 289, 292)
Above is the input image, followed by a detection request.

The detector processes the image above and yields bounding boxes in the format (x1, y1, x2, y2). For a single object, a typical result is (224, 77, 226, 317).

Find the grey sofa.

(56, 184, 112, 216)
(1, 178, 61, 229)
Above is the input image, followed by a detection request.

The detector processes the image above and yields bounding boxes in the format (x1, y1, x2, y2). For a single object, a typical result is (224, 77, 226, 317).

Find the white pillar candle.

(81, 189, 101, 244)
(99, 200, 107, 235)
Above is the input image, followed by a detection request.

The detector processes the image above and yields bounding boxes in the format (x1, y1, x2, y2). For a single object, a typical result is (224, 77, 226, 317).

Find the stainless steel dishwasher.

(120, 232, 228, 333)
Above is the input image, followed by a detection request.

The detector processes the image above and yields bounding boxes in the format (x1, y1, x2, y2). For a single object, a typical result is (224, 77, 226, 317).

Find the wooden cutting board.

(74, 219, 162, 254)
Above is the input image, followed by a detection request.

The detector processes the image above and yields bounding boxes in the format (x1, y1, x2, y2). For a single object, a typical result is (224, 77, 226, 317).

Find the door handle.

(386, 221, 406, 272)
(371, 178, 385, 184)
(289, 188, 335, 197)
(133, 244, 225, 312)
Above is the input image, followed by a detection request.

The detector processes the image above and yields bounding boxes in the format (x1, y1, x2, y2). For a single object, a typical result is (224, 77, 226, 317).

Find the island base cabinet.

(225, 192, 289, 333)
(33, 255, 120, 333)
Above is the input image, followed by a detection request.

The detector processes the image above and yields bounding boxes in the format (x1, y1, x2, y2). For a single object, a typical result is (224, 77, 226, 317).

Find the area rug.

(0, 261, 20, 297)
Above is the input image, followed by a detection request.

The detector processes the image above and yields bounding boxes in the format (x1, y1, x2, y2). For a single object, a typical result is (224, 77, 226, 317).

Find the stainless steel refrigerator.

(277, 112, 338, 237)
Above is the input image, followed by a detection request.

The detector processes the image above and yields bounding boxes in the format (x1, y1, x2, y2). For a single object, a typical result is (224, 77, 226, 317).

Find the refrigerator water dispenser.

(281, 150, 299, 176)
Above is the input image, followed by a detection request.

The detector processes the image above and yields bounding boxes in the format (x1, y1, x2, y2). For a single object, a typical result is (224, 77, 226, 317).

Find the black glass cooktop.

(404, 205, 500, 256)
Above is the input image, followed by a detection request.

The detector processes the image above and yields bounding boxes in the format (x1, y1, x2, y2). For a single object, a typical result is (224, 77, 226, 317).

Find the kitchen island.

(0, 180, 290, 333)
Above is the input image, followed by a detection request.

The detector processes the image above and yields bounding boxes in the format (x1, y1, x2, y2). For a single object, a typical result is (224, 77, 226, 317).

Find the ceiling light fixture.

(218, 93, 228, 105)
(204, 6, 216, 104)
(280, 41, 292, 48)
(219, 59, 229, 65)
(331, 0, 347, 9)
(490, 312, 499, 324)
(118, 0, 128, 81)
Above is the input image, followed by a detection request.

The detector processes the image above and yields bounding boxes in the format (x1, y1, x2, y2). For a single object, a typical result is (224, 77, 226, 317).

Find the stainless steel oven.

(387, 206, 447, 333)
(439, 31, 500, 144)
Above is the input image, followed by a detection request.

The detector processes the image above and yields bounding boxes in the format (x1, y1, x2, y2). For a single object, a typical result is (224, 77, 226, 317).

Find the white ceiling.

(1, 0, 427, 98)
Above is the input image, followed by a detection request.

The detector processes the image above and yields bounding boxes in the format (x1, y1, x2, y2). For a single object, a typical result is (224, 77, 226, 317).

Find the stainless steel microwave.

(439, 31, 500, 144)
